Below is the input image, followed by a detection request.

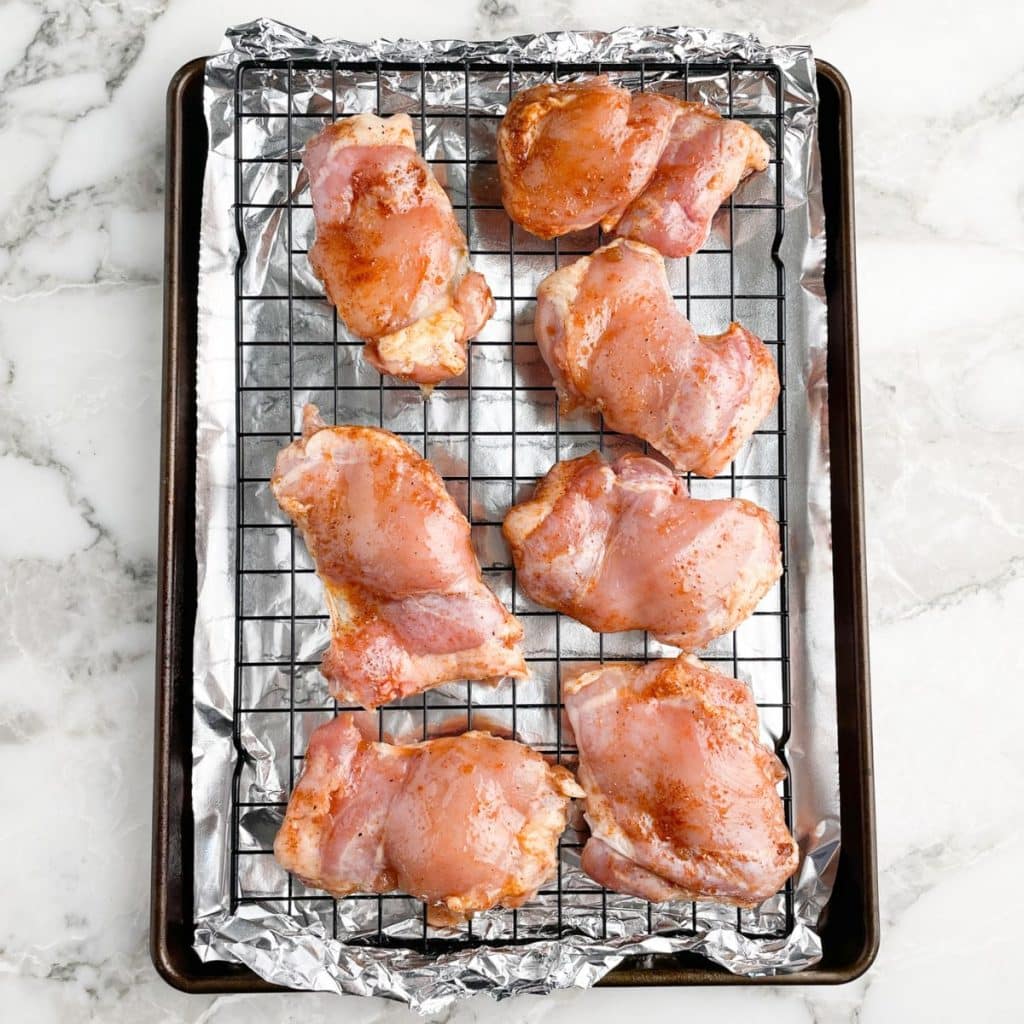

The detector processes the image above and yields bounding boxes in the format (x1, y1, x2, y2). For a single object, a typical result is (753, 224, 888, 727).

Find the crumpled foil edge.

(190, 17, 838, 1013)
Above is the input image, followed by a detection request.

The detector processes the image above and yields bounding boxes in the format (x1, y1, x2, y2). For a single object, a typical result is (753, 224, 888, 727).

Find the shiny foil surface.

(190, 18, 838, 1011)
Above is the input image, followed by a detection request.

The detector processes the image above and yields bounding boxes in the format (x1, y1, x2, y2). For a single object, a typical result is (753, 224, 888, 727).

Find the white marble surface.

(1, 0, 1022, 1020)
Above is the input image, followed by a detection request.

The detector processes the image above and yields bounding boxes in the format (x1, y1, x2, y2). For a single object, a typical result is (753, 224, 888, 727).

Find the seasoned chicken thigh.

(614, 101, 771, 258)
(535, 239, 778, 478)
(303, 113, 494, 386)
(271, 405, 526, 708)
(565, 657, 798, 907)
(498, 78, 769, 256)
(274, 714, 583, 925)
(497, 77, 679, 239)
(503, 452, 781, 650)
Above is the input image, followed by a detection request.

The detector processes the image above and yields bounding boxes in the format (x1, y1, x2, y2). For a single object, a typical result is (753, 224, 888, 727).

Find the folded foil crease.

(192, 18, 837, 1012)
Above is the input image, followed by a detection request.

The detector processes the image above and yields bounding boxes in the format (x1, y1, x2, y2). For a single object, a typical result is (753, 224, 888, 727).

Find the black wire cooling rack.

(228, 57, 792, 951)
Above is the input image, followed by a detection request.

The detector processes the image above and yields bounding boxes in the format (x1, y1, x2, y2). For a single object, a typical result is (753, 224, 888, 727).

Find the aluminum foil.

(190, 18, 838, 1012)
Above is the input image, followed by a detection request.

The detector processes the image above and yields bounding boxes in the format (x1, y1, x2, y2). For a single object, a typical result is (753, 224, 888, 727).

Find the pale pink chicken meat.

(535, 239, 779, 478)
(614, 101, 771, 257)
(497, 78, 769, 256)
(271, 405, 526, 709)
(497, 77, 679, 239)
(565, 656, 798, 906)
(274, 714, 583, 925)
(503, 451, 781, 650)
(303, 113, 494, 386)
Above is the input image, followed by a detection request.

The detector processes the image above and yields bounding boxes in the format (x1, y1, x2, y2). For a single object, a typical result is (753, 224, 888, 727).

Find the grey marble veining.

(1, 0, 1021, 1020)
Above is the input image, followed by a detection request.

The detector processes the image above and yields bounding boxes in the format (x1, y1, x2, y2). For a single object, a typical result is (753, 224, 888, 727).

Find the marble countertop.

(2, 0, 1021, 1020)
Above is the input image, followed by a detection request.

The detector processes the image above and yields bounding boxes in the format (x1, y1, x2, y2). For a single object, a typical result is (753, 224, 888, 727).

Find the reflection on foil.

(191, 18, 836, 1012)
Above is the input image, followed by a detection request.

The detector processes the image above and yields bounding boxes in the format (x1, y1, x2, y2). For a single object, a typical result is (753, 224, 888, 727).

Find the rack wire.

(229, 57, 792, 951)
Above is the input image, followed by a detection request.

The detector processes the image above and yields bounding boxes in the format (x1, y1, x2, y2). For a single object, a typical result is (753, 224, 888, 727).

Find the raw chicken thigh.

(535, 239, 778, 477)
(271, 405, 526, 708)
(303, 113, 494, 386)
(497, 77, 679, 238)
(498, 77, 769, 257)
(565, 656, 798, 906)
(614, 100, 771, 258)
(503, 451, 781, 650)
(274, 714, 583, 925)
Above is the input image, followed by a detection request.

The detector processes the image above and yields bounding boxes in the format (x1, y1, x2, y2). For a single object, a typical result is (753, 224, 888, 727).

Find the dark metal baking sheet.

(151, 56, 876, 992)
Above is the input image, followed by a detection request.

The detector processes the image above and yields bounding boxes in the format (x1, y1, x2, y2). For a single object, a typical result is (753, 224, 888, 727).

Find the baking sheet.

(189, 18, 838, 1012)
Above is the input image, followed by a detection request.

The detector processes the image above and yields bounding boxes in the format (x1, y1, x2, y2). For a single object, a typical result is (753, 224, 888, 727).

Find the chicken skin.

(565, 657, 798, 907)
(498, 77, 769, 256)
(497, 77, 679, 239)
(614, 101, 771, 258)
(274, 714, 583, 925)
(503, 452, 781, 651)
(535, 239, 779, 478)
(271, 405, 526, 709)
(303, 113, 494, 386)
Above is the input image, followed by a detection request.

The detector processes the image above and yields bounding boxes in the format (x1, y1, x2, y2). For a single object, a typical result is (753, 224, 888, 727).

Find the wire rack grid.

(228, 56, 792, 952)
